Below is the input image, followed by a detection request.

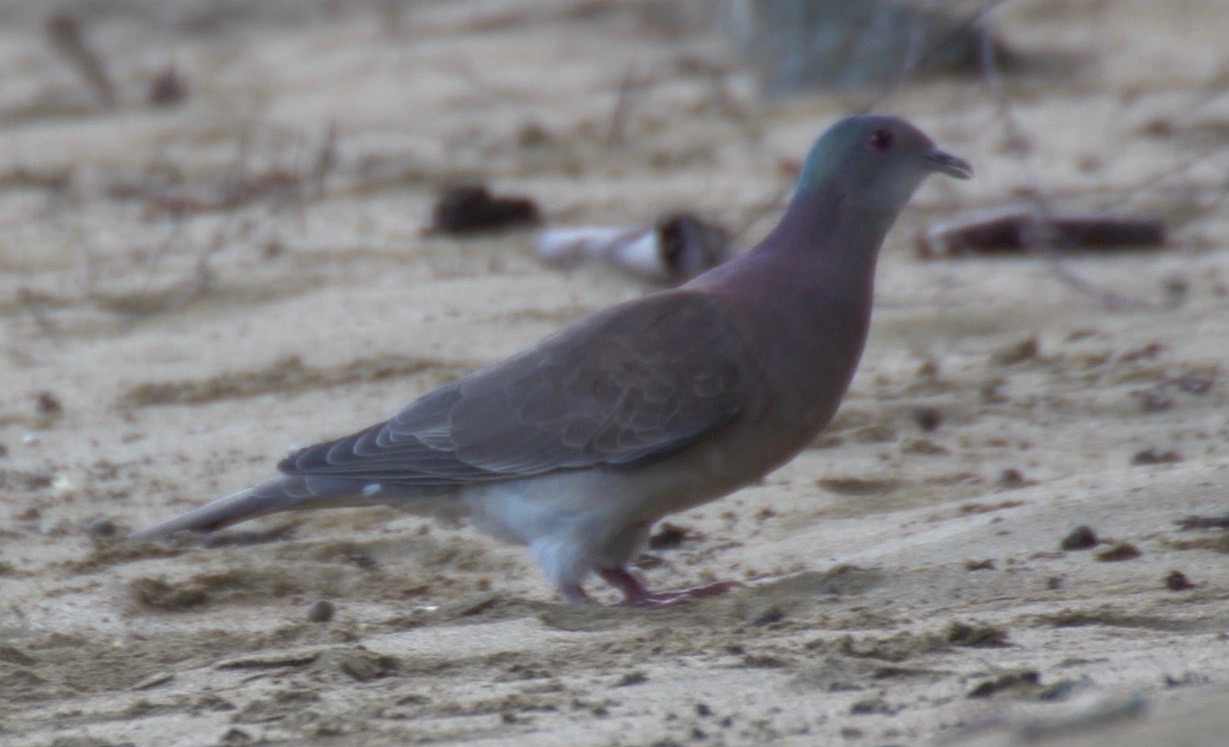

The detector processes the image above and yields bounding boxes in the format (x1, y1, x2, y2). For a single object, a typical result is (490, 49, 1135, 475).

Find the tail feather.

(131, 476, 372, 538)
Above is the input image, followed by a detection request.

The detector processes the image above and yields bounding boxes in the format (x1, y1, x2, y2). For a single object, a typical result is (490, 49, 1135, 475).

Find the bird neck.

(745, 185, 896, 298)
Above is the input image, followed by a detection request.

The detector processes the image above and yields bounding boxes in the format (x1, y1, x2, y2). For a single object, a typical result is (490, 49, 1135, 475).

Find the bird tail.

(130, 475, 372, 538)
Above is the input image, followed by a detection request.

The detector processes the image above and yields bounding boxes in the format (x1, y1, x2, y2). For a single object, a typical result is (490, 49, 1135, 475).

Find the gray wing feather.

(279, 291, 751, 486)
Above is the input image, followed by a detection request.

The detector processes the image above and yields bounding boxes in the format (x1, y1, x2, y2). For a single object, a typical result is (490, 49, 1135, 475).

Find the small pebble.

(1095, 542, 1141, 562)
(307, 599, 335, 623)
(148, 64, 187, 106)
(86, 516, 117, 538)
(1165, 570, 1195, 591)
(911, 405, 942, 432)
(431, 183, 539, 234)
(1060, 525, 1098, 551)
(1132, 447, 1182, 466)
(648, 522, 689, 550)
(750, 607, 785, 627)
(36, 391, 63, 416)
(997, 468, 1026, 488)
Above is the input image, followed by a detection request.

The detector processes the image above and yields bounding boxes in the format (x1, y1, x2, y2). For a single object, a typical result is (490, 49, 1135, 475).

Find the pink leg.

(597, 567, 738, 607)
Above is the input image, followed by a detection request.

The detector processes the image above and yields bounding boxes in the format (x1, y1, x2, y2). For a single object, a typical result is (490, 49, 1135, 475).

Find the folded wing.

(279, 291, 754, 488)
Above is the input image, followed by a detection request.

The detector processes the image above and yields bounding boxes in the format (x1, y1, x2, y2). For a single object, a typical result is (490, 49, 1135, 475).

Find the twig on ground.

(45, 14, 116, 108)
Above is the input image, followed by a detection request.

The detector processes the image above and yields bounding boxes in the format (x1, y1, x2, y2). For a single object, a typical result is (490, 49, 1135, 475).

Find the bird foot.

(597, 567, 738, 608)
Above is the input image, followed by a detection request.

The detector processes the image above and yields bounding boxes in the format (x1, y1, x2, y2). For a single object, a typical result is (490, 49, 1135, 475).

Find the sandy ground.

(3, 1, 1229, 744)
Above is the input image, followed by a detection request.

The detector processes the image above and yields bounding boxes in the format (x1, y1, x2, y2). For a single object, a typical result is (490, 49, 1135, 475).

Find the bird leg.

(597, 567, 737, 607)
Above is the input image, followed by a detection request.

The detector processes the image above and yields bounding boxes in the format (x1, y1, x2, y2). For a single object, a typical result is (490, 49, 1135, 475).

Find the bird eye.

(868, 129, 894, 151)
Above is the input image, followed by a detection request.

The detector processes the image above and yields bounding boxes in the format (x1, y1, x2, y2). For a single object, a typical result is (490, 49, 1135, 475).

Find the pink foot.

(597, 567, 739, 607)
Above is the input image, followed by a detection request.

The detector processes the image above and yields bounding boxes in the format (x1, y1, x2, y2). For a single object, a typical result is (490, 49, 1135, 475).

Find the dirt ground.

(3, 1, 1229, 745)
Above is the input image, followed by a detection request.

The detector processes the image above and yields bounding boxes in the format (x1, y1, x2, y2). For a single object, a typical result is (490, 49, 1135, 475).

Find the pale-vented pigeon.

(133, 115, 972, 605)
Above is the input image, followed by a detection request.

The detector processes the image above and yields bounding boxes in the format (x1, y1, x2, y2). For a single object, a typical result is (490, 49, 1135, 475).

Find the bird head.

(795, 115, 972, 217)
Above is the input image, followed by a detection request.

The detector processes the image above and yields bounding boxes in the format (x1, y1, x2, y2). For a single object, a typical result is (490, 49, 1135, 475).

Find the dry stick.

(229, 127, 251, 206)
(978, 29, 1155, 311)
(45, 14, 116, 108)
(865, 0, 1013, 111)
(114, 218, 188, 332)
(695, 60, 764, 148)
(1101, 69, 1229, 224)
(311, 121, 339, 200)
(607, 64, 646, 146)
(163, 222, 234, 316)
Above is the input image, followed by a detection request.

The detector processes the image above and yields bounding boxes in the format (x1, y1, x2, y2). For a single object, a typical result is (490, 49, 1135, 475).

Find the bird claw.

(619, 580, 740, 608)
(595, 567, 739, 607)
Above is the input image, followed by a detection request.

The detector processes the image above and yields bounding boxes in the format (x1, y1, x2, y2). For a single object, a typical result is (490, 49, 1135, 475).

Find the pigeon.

(132, 115, 971, 605)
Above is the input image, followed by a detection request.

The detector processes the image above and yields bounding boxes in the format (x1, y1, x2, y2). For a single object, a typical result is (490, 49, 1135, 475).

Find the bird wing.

(278, 291, 755, 487)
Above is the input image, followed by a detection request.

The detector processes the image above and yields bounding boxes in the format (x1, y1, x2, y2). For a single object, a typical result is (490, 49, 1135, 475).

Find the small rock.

(911, 405, 942, 432)
(1135, 388, 1174, 412)
(1132, 447, 1182, 466)
(849, 696, 893, 715)
(901, 438, 948, 455)
(1060, 525, 1098, 551)
(967, 669, 1040, 699)
(946, 620, 1009, 647)
(648, 522, 690, 550)
(1165, 570, 1195, 591)
(1175, 372, 1215, 395)
(86, 516, 117, 538)
(1095, 542, 1141, 562)
(750, 607, 785, 627)
(36, 391, 63, 416)
(431, 183, 539, 235)
(307, 599, 334, 623)
(997, 468, 1027, 488)
(148, 64, 187, 106)
(991, 336, 1039, 366)
(1175, 514, 1229, 530)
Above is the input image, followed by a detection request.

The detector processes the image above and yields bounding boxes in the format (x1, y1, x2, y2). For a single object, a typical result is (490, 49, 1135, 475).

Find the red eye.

(868, 128, 894, 151)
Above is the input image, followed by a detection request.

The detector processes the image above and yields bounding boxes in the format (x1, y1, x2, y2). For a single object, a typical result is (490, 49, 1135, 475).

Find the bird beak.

(925, 148, 973, 180)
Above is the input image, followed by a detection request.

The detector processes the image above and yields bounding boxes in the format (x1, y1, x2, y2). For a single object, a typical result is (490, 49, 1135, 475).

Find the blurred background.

(3, 3, 1229, 746)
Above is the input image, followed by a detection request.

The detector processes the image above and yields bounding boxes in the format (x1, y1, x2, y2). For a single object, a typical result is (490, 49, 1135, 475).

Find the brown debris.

(967, 669, 1039, 699)
(1060, 525, 1099, 551)
(1095, 542, 1141, 562)
(35, 391, 63, 416)
(647, 522, 692, 550)
(918, 209, 1165, 258)
(945, 620, 1009, 648)
(430, 183, 540, 235)
(1131, 448, 1183, 466)
(306, 599, 335, 623)
(911, 406, 942, 432)
(1175, 514, 1229, 531)
(1164, 570, 1195, 591)
(148, 65, 188, 107)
